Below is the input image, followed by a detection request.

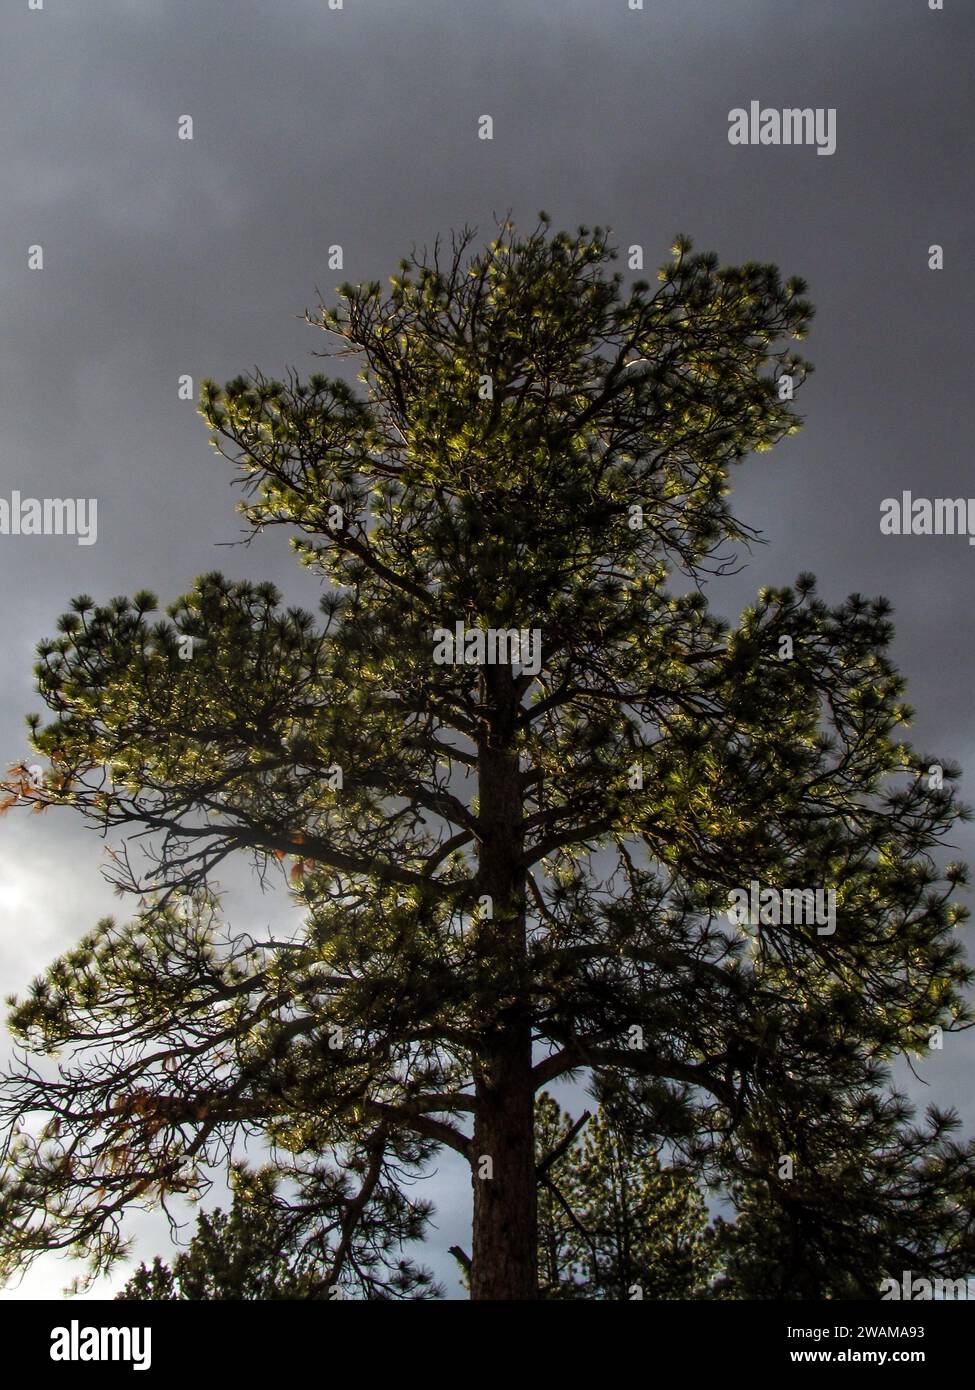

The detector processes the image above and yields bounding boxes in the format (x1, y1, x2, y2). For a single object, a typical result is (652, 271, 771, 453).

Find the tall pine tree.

(1, 219, 972, 1298)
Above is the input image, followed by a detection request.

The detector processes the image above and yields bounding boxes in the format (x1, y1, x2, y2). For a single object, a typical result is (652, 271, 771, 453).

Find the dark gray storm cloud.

(1, 0, 972, 1295)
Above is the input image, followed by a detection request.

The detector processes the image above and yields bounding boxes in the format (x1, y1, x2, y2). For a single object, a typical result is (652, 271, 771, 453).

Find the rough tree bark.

(470, 666, 537, 1300)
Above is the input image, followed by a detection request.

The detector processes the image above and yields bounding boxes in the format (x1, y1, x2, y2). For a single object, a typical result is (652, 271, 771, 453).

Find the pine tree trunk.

(470, 672, 537, 1300)
(471, 1039, 537, 1299)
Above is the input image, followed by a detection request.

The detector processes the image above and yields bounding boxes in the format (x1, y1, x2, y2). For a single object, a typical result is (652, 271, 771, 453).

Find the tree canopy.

(2, 218, 972, 1299)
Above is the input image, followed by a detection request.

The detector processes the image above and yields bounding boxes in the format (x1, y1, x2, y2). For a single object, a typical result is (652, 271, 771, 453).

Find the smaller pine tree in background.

(535, 1092, 714, 1299)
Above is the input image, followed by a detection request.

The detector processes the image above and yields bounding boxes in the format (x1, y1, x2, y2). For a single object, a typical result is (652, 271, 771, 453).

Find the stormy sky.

(1, 0, 973, 1298)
